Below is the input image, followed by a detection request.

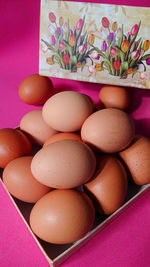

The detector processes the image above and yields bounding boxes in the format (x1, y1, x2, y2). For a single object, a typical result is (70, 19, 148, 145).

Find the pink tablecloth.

(0, 0, 150, 266)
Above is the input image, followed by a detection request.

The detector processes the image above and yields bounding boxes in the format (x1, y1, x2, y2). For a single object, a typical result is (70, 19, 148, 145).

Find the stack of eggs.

(1, 74, 150, 245)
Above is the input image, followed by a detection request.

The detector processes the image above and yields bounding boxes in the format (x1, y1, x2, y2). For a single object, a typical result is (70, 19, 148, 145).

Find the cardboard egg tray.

(0, 167, 150, 266)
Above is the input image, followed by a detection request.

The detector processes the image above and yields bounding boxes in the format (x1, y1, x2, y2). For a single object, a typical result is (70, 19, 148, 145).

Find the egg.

(16, 129, 32, 155)
(119, 135, 150, 185)
(18, 74, 54, 105)
(81, 108, 135, 153)
(84, 156, 127, 215)
(42, 91, 94, 132)
(20, 109, 58, 145)
(29, 189, 95, 244)
(0, 128, 31, 168)
(2, 156, 51, 203)
(31, 140, 96, 189)
(99, 85, 130, 110)
(43, 132, 82, 147)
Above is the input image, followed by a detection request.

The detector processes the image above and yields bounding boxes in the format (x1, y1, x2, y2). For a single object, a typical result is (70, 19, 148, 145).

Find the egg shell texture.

(81, 108, 135, 153)
(20, 109, 58, 145)
(99, 85, 130, 110)
(0, 128, 31, 168)
(42, 91, 94, 132)
(2, 156, 51, 203)
(31, 139, 96, 189)
(119, 135, 150, 185)
(29, 189, 95, 244)
(18, 74, 54, 105)
(84, 155, 128, 215)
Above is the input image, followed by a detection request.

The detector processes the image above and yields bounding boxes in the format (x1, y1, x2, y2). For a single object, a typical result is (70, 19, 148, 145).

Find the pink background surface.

(0, 0, 150, 266)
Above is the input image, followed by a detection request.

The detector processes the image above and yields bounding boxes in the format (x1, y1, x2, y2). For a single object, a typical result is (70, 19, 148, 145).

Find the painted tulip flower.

(109, 32, 114, 42)
(57, 27, 61, 36)
(76, 18, 83, 31)
(131, 50, 140, 60)
(63, 54, 69, 64)
(41, 43, 48, 53)
(48, 24, 56, 34)
(101, 17, 110, 28)
(88, 34, 95, 45)
(110, 47, 117, 58)
(142, 40, 150, 51)
(127, 68, 134, 74)
(76, 62, 82, 68)
(59, 16, 64, 27)
(101, 40, 107, 52)
(58, 41, 65, 51)
(69, 34, 76, 47)
(49, 12, 56, 23)
(113, 60, 120, 70)
(146, 57, 150, 65)
(79, 44, 87, 54)
(50, 35, 56, 46)
(112, 22, 118, 32)
(121, 39, 130, 53)
(117, 27, 122, 38)
(46, 57, 53, 65)
(90, 50, 99, 59)
(130, 24, 138, 36)
(95, 63, 102, 71)
(140, 72, 147, 80)
(88, 65, 95, 74)
(100, 27, 107, 40)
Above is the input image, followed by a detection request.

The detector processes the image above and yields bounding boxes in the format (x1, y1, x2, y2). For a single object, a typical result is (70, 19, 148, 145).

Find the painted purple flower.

(57, 27, 61, 36)
(101, 40, 107, 52)
(109, 32, 114, 42)
(146, 57, 150, 65)
(50, 35, 56, 46)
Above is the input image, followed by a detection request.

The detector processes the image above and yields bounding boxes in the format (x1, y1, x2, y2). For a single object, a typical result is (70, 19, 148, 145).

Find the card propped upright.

(39, 0, 150, 89)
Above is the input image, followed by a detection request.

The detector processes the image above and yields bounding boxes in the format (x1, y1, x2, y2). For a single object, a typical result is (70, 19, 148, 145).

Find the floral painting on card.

(39, 0, 150, 89)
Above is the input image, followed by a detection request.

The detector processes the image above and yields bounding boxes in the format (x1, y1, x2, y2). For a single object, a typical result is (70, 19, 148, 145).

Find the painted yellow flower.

(69, 34, 76, 47)
(46, 57, 53, 65)
(95, 63, 102, 71)
(112, 22, 118, 32)
(88, 34, 95, 45)
(142, 40, 150, 52)
(59, 16, 64, 27)
(121, 39, 130, 53)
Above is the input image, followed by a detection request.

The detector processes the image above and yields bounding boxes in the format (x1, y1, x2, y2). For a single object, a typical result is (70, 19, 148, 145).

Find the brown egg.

(119, 135, 150, 185)
(18, 74, 54, 105)
(84, 156, 127, 215)
(31, 140, 96, 189)
(43, 132, 82, 147)
(42, 91, 94, 132)
(81, 108, 135, 153)
(0, 128, 31, 168)
(20, 109, 58, 145)
(99, 85, 130, 110)
(3, 156, 51, 203)
(16, 129, 32, 155)
(29, 189, 95, 244)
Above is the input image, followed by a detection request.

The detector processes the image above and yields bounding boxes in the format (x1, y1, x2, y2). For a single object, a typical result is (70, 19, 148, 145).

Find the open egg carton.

(0, 138, 149, 267)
